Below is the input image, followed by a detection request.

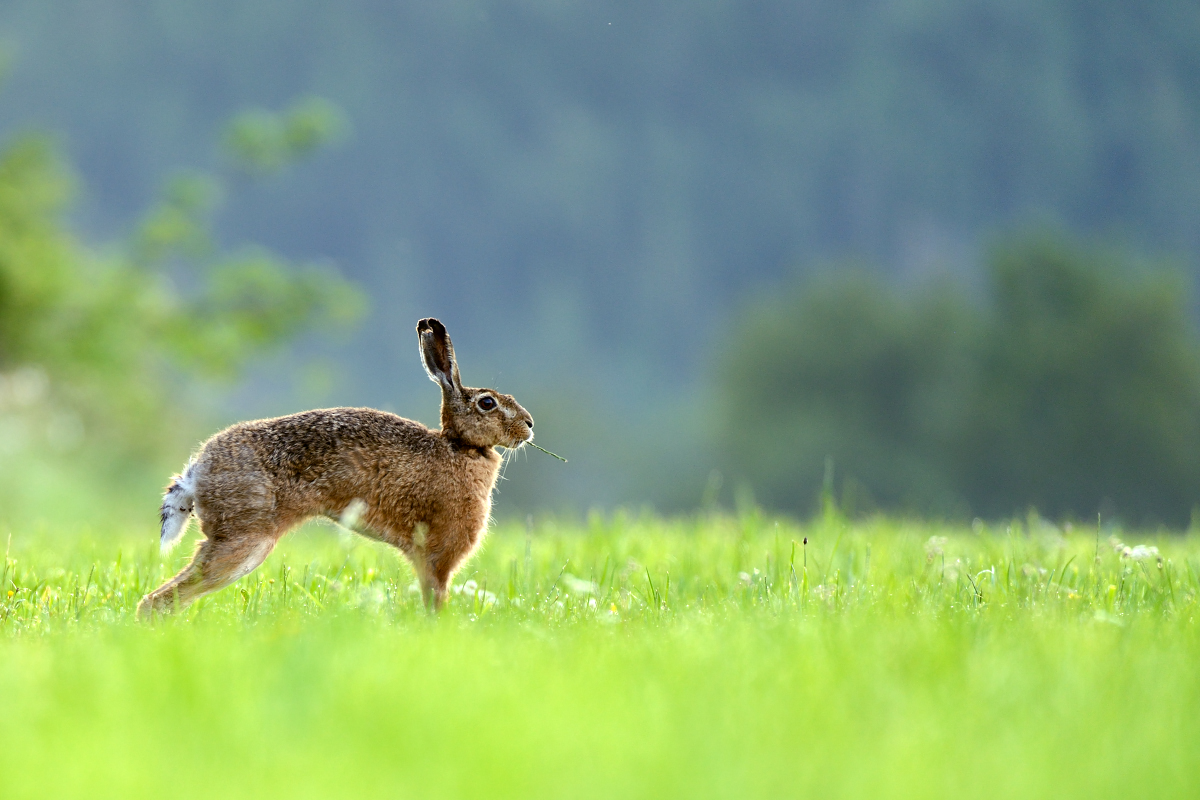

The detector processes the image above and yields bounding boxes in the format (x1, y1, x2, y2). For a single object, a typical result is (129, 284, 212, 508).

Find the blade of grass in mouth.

(527, 442, 567, 462)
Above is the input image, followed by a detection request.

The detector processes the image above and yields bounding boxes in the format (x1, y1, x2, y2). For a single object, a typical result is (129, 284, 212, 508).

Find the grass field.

(2, 511, 1199, 799)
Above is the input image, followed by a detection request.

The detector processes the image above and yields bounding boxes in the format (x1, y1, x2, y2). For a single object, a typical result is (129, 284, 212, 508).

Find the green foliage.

(0, 136, 173, 452)
(719, 231, 1200, 523)
(720, 271, 973, 515)
(1, 515, 1199, 798)
(222, 96, 349, 177)
(0, 101, 364, 525)
(961, 235, 1200, 521)
(131, 171, 365, 382)
(0, 137, 77, 367)
(169, 254, 363, 378)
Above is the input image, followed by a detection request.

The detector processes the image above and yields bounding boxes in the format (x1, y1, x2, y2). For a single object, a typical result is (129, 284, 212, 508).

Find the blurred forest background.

(3, 1, 1200, 527)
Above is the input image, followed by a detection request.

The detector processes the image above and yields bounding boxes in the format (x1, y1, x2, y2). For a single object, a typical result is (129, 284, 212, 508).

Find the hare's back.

(206, 407, 437, 481)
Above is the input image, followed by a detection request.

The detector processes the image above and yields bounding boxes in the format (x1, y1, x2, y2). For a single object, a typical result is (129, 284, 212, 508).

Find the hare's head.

(417, 318, 534, 449)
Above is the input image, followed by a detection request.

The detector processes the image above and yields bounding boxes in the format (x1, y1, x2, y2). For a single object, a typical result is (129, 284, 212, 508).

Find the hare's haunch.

(137, 318, 534, 618)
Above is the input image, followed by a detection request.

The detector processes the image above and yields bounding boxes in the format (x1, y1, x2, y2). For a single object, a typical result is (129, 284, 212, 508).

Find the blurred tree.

(957, 234, 1200, 522)
(718, 270, 975, 515)
(221, 97, 348, 178)
(0, 136, 76, 370)
(133, 170, 363, 383)
(718, 231, 1200, 524)
(0, 100, 364, 524)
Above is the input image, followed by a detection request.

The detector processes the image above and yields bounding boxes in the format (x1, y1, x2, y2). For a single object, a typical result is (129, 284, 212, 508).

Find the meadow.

(1, 511, 1198, 799)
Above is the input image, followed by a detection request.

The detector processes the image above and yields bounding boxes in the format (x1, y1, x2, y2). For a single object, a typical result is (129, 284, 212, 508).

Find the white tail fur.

(159, 461, 197, 553)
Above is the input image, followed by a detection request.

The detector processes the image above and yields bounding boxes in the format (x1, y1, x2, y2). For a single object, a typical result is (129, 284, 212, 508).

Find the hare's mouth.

(496, 430, 530, 449)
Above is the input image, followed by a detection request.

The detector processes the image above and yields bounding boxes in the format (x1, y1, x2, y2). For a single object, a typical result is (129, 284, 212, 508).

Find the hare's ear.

(417, 318, 463, 396)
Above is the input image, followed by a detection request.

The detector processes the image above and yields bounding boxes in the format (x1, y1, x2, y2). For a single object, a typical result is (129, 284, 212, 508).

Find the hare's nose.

(525, 418, 534, 429)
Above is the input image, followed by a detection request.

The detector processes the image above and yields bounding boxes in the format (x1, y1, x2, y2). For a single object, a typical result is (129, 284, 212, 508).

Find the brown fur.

(137, 318, 533, 618)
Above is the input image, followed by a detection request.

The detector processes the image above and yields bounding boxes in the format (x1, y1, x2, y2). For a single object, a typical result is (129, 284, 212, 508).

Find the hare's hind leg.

(138, 533, 276, 619)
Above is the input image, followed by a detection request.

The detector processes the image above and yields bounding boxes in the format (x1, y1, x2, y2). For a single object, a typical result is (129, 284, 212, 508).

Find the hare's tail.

(159, 460, 198, 553)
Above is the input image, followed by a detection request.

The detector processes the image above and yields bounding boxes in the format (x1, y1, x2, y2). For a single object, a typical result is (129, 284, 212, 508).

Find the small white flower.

(925, 536, 947, 562)
(811, 584, 836, 600)
(562, 573, 598, 595)
(1124, 545, 1160, 562)
(451, 580, 496, 606)
(352, 586, 386, 610)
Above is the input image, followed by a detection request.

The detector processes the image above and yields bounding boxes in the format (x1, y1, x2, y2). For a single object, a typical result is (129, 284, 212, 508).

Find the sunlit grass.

(2, 512, 1199, 798)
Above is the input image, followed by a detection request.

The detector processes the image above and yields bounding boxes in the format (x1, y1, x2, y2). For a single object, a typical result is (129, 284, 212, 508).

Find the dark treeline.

(1, 2, 1199, 520)
(720, 233, 1200, 525)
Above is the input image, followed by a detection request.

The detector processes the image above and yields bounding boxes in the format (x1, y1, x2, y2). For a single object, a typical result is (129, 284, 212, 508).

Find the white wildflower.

(925, 536, 947, 562)
(562, 573, 598, 595)
(1123, 544, 1160, 562)
(452, 579, 497, 607)
(811, 584, 836, 601)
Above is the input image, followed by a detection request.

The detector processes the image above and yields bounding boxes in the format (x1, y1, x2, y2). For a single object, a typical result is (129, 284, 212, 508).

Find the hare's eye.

(477, 396, 497, 412)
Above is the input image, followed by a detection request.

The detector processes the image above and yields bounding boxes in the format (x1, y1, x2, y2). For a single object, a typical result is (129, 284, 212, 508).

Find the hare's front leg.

(415, 559, 452, 611)
(138, 533, 276, 619)
(391, 521, 477, 611)
(421, 529, 479, 612)
(406, 549, 445, 612)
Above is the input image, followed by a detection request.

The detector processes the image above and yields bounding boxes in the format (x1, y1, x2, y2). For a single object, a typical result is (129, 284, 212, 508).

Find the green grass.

(2, 511, 1199, 798)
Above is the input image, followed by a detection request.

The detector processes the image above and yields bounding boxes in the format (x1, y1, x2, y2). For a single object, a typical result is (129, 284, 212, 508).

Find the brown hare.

(137, 318, 533, 618)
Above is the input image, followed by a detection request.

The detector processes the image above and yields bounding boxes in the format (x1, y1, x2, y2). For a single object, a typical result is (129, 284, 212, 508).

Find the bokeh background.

(3, 1, 1200, 527)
